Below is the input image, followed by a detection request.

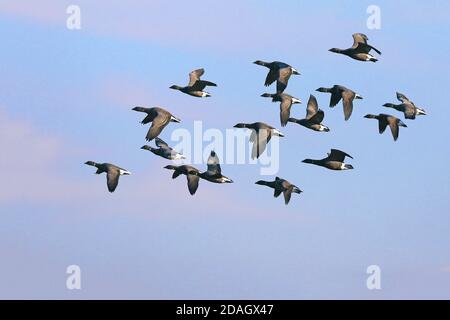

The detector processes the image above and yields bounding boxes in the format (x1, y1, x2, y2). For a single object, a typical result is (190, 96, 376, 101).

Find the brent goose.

(316, 85, 363, 120)
(255, 177, 302, 205)
(253, 60, 300, 94)
(141, 138, 186, 160)
(329, 33, 381, 62)
(364, 114, 407, 141)
(383, 92, 427, 120)
(233, 122, 284, 159)
(132, 106, 181, 141)
(261, 93, 302, 127)
(170, 68, 217, 98)
(199, 151, 233, 184)
(302, 149, 354, 170)
(164, 164, 201, 195)
(84, 161, 131, 192)
(287, 94, 330, 132)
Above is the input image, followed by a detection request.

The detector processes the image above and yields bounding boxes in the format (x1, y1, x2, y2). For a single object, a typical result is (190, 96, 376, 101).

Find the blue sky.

(0, 0, 449, 299)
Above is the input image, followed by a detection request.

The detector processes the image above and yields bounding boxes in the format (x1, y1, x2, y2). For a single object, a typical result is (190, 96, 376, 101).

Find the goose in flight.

(261, 92, 302, 127)
(170, 68, 217, 98)
(199, 151, 233, 184)
(132, 106, 181, 141)
(253, 60, 300, 94)
(255, 177, 302, 205)
(287, 94, 330, 132)
(329, 33, 381, 62)
(383, 92, 427, 120)
(364, 114, 407, 141)
(302, 149, 354, 171)
(141, 138, 186, 160)
(316, 85, 363, 120)
(164, 165, 201, 195)
(84, 161, 131, 193)
(233, 122, 284, 159)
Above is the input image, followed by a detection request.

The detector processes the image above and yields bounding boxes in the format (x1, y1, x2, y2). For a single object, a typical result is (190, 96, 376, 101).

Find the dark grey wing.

(403, 104, 416, 119)
(207, 151, 221, 175)
(251, 129, 271, 159)
(309, 109, 325, 124)
(264, 69, 277, 87)
(355, 42, 378, 54)
(342, 90, 356, 120)
(274, 188, 283, 198)
(280, 95, 292, 127)
(329, 91, 342, 108)
(155, 137, 169, 148)
(106, 169, 120, 192)
(186, 174, 200, 195)
(190, 80, 217, 91)
(387, 117, 400, 141)
(378, 117, 389, 134)
(396, 92, 410, 103)
(188, 68, 204, 86)
(146, 111, 170, 141)
(306, 95, 319, 119)
(276, 67, 291, 93)
(328, 149, 353, 162)
(141, 109, 158, 124)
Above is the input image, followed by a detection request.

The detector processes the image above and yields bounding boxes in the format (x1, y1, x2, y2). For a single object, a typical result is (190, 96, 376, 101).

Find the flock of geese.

(85, 33, 427, 205)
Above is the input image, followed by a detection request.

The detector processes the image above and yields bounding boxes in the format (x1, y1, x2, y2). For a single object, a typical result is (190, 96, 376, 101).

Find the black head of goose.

(141, 138, 186, 160)
(255, 177, 302, 205)
(287, 94, 330, 132)
(329, 33, 381, 62)
(233, 122, 284, 159)
(132, 106, 181, 141)
(164, 164, 201, 195)
(383, 92, 427, 120)
(261, 93, 302, 127)
(253, 60, 300, 94)
(170, 68, 217, 98)
(84, 161, 131, 193)
(302, 149, 354, 171)
(316, 85, 363, 121)
(364, 113, 407, 141)
(199, 151, 233, 184)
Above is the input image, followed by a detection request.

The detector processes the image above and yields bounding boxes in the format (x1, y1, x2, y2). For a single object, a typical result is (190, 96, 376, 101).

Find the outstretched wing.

(188, 68, 205, 86)
(206, 151, 221, 175)
(309, 109, 325, 124)
(280, 95, 292, 127)
(396, 92, 410, 103)
(276, 67, 292, 93)
(155, 137, 169, 148)
(387, 116, 400, 141)
(265, 69, 277, 87)
(327, 149, 353, 162)
(306, 95, 319, 119)
(378, 116, 389, 134)
(146, 111, 170, 141)
(251, 129, 271, 159)
(342, 90, 356, 121)
(186, 174, 200, 195)
(352, 33, 369, 47)
(106, 169, 120, 192)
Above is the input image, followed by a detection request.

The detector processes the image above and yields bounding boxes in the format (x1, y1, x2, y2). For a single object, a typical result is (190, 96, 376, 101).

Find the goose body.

(364, 113, 407, 141)
(255, 177, 302, 205)
(383, 92, 427, 120)
(233, 122, 284, 159)
(288, 94, 330, 132)
(329, 33, 381, 62)
(254, 60, 300, 94)
(170, 68, 216, 97)
(85, 161, 131, 193)
(141, 138, 186, 160)
(132, 106, 181, 141)
(316, 85, 363, 121)
(302, 149, 354, 171)
(261, 92, 302, 127)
